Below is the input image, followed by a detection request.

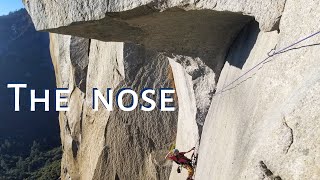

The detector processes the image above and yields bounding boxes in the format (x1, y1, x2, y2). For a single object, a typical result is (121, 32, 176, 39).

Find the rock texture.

(24, 0, 320, 180)
(196, 1, 320, 179)
(50, 34, 180, 179)
(23, 0, 285, 31)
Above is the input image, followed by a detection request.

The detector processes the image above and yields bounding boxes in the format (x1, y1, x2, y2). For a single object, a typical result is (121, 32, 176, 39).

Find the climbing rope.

(185, 30, 320, 180)
(214, 30, 320, 96)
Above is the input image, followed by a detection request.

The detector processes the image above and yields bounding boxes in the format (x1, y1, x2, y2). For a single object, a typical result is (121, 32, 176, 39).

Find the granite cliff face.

(23, 0, 320, 179)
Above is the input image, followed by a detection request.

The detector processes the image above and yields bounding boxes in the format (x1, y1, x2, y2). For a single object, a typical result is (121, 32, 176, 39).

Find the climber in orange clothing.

(165, 147, 195, 180)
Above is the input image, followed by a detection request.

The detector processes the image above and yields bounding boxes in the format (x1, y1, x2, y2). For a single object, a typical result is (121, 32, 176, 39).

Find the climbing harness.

(214, 30, 320, 96)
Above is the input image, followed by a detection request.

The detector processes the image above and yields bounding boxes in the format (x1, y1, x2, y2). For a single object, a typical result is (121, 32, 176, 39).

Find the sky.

(0, 1, 24, 16)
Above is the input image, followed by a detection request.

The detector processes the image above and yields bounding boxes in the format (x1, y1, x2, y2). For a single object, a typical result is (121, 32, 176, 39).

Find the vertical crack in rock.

(91, 44, 178, 180)
(70, 36, 90, 92)
(64, 113, 71, 135)
(169, 55, 216, 133)
(87, 39, 91, 56)
(282, 116, 293, 154)
(71, 139, 80, 159)
(270, 16, 281, 33)
(270, 0, 287, 32)
(115, 173, 120, 180)
(79, 95, 85, 135)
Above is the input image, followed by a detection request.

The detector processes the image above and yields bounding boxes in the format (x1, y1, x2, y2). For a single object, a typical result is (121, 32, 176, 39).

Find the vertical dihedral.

(80, 41, 126, 180)
(51, 38, 179, 180)
(50, 34, 93, 179)
(50, 33, 81, 179)
(168, 58, 199, 180)
(70, 37, 90, 93)
(91, 46, 178, 180)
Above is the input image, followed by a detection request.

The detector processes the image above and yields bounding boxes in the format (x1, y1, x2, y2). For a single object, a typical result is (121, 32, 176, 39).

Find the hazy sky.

(0, 1, 24, 16)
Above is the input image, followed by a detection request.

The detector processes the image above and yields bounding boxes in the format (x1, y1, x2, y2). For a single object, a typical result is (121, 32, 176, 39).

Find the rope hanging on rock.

(214, 30, 320, 96)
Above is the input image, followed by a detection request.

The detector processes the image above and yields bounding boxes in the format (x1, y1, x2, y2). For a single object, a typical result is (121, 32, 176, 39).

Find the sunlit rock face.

(24, 0, 320, 180)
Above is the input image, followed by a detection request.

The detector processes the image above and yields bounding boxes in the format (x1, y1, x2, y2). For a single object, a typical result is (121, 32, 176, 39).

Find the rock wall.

(50, 33, 180, 179)
(24, 0, 320, 180)
(197, 1, 320, 179)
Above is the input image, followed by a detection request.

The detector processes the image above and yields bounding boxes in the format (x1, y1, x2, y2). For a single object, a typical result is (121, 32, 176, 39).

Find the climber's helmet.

(173, 149, 179, 155)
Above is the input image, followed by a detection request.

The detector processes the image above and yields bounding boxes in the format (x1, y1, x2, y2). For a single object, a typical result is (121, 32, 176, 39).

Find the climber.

(165, 147, 195, 180)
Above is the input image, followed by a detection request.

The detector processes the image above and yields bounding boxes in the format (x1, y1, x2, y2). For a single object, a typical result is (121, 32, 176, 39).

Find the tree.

(0, 159, 8, 171)
(30, 141, 40, 157)
(16, 156, 26, 172)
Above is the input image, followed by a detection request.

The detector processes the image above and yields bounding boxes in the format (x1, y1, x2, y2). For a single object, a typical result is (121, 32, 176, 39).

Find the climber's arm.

(165, 151, 172, 160)
(184, 147, 195, 154)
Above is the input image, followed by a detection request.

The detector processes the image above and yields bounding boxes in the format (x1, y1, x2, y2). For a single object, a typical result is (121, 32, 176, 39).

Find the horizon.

(0, 1, 24, 16)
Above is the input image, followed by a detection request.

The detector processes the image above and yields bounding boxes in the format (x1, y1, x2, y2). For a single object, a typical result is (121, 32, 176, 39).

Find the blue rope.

(214, 30, 320, 96)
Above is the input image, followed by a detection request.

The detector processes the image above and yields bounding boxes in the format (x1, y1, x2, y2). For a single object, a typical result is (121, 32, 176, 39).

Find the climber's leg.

(184, 164, 194, 180)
